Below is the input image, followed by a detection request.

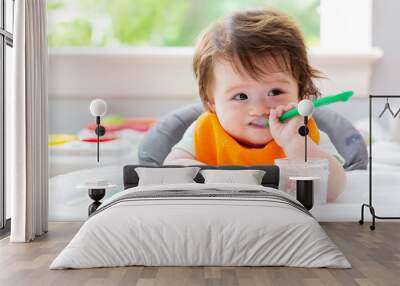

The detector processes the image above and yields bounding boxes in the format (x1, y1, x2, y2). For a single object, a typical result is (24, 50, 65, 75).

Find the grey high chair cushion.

(138, 103, 368, 170)
(138, 103, 203, 166)
(313, 107, 368, 170)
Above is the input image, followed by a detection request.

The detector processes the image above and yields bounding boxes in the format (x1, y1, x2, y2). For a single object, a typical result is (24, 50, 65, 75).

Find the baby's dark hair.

(193, 9, 322, 110)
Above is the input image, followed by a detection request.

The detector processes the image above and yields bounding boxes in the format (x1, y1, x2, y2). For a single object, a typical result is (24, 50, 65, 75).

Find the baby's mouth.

(249, 118, 268, 129)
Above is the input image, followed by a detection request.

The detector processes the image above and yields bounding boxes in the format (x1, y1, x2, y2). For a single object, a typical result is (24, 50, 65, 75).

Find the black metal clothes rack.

(359, 95, 400, 230)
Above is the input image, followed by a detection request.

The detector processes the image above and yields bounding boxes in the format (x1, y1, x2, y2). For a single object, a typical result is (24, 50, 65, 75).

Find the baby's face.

(209, 58, 299, 147)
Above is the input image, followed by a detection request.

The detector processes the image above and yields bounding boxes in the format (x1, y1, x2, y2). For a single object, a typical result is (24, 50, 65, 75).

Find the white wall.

(369, 0, 400, 135)
(371, 0, 400, 94)
(327, 0, 400, 132)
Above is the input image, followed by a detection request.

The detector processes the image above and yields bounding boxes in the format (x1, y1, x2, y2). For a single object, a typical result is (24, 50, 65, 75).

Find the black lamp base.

(88, 188, 106, 216)
(296, 180, 314, 210)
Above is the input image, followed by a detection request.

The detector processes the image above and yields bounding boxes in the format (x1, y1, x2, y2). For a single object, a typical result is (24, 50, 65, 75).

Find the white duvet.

(50, 183, 350, 269)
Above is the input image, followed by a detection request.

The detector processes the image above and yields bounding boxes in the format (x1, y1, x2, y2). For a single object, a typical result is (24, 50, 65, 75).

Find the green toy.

(264, 90, 354, 128)
(103, 114, 124, 126)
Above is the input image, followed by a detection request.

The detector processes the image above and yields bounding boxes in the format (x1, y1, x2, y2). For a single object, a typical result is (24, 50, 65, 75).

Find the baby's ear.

(207, 101, 216, 113)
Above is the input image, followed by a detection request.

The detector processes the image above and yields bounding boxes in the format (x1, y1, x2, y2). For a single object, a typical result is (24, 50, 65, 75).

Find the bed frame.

(123, 165, 280, 189)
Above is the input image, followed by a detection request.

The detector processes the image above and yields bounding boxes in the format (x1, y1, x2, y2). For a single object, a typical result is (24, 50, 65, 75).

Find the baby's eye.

(267, 88, 284, 97)
(232, 93, 248, 101)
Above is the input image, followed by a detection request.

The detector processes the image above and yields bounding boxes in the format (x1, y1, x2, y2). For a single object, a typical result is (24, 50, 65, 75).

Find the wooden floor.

(0, 222, 399, 286)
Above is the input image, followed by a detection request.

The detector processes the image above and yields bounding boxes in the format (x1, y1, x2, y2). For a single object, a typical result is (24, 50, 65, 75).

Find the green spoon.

(264, 90, 354, 128)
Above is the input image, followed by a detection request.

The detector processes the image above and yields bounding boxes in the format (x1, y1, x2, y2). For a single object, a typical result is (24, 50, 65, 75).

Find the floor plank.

(0, 222, 399, 286)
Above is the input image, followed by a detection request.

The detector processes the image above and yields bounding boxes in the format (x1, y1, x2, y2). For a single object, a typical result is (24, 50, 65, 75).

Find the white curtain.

(8, 0, 48, 242)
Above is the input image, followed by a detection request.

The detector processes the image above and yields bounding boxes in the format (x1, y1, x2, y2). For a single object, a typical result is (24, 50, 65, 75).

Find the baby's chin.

(234, 135, 273, 148)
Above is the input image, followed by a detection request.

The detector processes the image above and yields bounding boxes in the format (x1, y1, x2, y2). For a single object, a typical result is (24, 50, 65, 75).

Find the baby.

(164, 9, 346, 202)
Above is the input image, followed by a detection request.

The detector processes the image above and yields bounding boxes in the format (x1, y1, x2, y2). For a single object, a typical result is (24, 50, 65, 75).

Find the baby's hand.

(269, 102, 304, 149)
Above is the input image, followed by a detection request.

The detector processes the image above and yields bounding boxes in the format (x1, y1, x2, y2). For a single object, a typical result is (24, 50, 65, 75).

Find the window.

(0, 0, 14, 234)
(47, 0, 320, 48)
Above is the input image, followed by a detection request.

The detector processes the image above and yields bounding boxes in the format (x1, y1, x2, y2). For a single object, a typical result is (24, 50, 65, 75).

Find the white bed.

(50, 183, 350, 269)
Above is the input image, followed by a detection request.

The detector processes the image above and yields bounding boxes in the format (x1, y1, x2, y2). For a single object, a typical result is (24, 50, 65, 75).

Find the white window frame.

(48, 0, 382, 99)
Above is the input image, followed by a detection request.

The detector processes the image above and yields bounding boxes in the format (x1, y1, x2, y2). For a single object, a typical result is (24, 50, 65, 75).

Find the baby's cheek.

(217, 112, 242, 135)
(216, 107, 239, 124)
(218, 116, 237, 133)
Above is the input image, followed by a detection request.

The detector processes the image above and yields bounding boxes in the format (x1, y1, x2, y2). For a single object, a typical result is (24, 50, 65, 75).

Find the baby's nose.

(249, 105, 269, 117)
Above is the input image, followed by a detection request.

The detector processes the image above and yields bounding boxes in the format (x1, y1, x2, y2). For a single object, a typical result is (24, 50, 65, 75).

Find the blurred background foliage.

(47, 0, 320, 48)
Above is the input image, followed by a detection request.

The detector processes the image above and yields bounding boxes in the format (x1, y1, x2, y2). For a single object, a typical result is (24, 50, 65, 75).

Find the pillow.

(123, 165, 280, 189)
(135, 167, 200, 186)
(200, 169, 266, 185)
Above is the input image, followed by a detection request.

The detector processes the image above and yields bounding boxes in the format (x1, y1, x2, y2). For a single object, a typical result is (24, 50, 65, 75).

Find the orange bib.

(194, 112, 320, 165)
